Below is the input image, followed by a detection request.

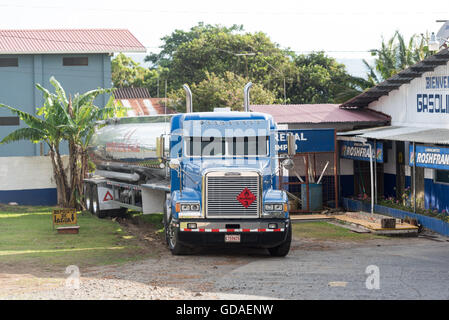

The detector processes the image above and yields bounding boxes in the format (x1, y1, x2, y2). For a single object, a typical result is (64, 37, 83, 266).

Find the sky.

(0, 0, 448, 78)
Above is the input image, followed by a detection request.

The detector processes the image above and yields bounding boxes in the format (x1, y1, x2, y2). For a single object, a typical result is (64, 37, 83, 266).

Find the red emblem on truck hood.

(236, 187, 256, 208)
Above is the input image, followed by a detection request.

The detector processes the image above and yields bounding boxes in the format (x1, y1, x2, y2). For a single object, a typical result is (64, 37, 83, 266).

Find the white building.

(339, 47, 449, 212)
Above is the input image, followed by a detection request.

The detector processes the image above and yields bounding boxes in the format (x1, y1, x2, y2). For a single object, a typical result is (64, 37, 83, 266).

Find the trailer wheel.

(268, 225, 292, 257)
(113, 208, 128, 217)
(92, 184, 107, 219)
(84, 183, 93, 213)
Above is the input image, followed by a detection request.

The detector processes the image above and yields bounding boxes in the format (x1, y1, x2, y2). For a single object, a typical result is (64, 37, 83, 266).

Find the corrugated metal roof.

(117, 98, 175, 116)
(114, 87, 151, 99)
(338, 126, 449, 145)
(341, 48, 449, 109)
(250, 104, 390, 124)
(0, 29, 146, 54)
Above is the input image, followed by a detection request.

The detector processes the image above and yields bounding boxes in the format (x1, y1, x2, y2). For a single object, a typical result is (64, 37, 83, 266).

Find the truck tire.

(84, 183, 93, 213)
(92, 184, 108, 219)
(163, 201, 170, 246)
(268, 225, 292, 257)
(165, 211, 190, 255)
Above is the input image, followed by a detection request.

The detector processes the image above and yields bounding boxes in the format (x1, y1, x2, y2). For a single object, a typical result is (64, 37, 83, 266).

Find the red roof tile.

(250, 104, 390, 124)
(0, 29, 146, 54)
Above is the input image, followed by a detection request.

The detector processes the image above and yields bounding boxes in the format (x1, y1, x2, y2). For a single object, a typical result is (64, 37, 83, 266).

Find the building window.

(0, 116, 19, 126)
(63, 57, 88, 66)
(435, 169, 449, 184)
(0, 58, 18, 67)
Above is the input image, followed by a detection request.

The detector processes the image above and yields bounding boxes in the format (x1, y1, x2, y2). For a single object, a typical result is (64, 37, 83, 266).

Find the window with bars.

(0, 117, 20, 126)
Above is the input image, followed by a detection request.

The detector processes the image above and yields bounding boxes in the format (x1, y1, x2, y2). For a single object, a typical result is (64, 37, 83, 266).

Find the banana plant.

(0, 101, 70, 207)
(0, 76, 126, 208)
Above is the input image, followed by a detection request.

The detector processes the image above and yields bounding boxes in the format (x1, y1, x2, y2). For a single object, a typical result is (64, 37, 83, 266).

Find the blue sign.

(340, 141, 383, 163)
(276, 129, 335, 153)
(409, 145, 449, 170)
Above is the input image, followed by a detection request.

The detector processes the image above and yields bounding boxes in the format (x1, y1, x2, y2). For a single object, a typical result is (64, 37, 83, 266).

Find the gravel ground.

(2, 226, 449, 300)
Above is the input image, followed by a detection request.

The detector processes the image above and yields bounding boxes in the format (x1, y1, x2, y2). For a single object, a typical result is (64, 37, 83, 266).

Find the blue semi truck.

(84, 83, 292, 256)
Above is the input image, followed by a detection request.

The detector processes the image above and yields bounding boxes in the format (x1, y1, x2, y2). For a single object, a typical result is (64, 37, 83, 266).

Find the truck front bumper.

(175, 218, 290, 248)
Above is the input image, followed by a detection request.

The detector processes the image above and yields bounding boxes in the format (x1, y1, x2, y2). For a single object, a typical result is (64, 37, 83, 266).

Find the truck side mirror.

(287, 134, 296, 156)
(169, 158, 180, 170)
(156, 136, 165, 158)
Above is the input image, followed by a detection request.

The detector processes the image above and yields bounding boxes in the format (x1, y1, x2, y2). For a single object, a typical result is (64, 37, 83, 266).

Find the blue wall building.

(0, 29, 145, 205)
(0, 29, 145, 157)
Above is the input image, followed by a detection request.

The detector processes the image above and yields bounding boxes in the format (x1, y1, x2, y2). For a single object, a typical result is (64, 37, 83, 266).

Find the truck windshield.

(185, 136, 269, 157)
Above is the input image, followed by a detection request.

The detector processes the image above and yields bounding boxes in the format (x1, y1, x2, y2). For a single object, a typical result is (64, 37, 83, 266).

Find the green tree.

(286, 52, 371, 104)
(146, 22, 244, 69)
(148, 23, 367, 104)
(112, 53, 165, 96)
(167, 71, 276, 112)
(364, 31, 431, 84)
(0, 77, 125, 208)
(147, 22, 292, 99)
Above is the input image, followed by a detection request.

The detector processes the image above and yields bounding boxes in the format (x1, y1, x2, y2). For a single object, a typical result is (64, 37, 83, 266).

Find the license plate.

(225, 234, 241, 243)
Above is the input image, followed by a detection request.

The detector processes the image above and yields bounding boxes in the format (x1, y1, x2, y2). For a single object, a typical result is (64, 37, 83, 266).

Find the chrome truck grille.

(205, 171, 260, 218)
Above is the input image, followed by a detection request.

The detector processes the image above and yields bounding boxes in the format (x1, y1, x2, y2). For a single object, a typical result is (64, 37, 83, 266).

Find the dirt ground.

(1, 217, 448, 300)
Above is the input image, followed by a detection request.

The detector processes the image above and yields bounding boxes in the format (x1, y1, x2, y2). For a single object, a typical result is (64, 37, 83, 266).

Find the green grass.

(0, 204, 157, 269)
(131, 212, 164, 232)
(292, 221, 387, 241)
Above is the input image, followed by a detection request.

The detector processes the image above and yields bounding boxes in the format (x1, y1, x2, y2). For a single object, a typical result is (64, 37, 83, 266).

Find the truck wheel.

(268, 225, 292, 257)
(92, 184, 108, 219)
(163, 201, 170, 246)
(166, 215, 190, 255)
(84, 183, 93, 213)
(163, 194, 172, 246)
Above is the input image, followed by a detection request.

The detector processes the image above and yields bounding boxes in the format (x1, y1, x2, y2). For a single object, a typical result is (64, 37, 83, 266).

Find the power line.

(0, 4, 447, 16)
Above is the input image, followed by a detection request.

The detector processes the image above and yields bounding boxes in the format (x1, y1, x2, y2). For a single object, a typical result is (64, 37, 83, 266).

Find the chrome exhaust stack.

(243, 82, 253, 112)
(183, 84, 193, 113)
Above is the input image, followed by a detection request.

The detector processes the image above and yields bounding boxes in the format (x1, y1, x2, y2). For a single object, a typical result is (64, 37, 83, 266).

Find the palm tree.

(364, 31, 432, 84)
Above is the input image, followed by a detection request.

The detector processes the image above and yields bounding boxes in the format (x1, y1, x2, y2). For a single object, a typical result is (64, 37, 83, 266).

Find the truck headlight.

(181, 204, 191, 211)
(264, 203, 284, 211)
(180, 203, 200, 212)
(190, 204, 200, 211)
